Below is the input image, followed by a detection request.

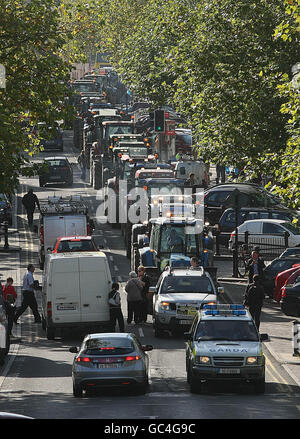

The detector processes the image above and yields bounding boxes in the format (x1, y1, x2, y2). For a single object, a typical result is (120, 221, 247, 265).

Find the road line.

(138, 327, 144, 337)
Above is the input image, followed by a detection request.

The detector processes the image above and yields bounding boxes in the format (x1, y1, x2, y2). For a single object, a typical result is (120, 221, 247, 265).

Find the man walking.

(14, 264, 41, 324)
(22, 189, 40, 229)
(125, 271, 143, 325)
(243, 274, 265, 331)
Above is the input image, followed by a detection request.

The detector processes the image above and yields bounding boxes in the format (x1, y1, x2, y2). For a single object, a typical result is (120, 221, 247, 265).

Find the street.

(0, 132, 299, 420)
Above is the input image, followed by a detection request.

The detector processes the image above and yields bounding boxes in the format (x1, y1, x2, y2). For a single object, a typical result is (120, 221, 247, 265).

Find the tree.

(0, 0, 72, 193)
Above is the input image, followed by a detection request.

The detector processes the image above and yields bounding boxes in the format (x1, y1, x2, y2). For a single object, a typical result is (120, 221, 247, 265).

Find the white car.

(228, 219, 300, 251)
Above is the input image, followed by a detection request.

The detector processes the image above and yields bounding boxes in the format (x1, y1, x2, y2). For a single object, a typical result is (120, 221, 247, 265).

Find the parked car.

(274, 265, 300, 303)
(69, 333, 153, 397)
(218, 207, 299, 246)
(228, 219, 300, 252)
(202, 183, 287, 225)
(263, 256, 300, 297)
(279, 247, 300, 258)
(281, 279, 300, 317)
(39, 157, 73, 187)
(52, 236, 98, 253)
(0, 194, 12, 226)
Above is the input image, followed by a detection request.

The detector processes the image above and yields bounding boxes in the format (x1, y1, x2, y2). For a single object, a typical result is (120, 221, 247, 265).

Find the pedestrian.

(125, 271, 143, 325)
(243, 274, 265, 331)
(78, 150, 87, 180)
(108, 282, 124, 332)
(2, 277, 17, 336)
(175, 149, 184, 161)
(247, 250, 265, 284)
(190, 257, 200, 269)
(137, 266, 150, 324)
(22, 188, 40, 229)
(14, 264, 41, 324)
(216, 164, 225, 184)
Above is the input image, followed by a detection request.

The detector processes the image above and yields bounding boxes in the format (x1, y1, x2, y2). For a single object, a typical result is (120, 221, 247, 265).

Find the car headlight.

(196, 356, 211, 365)
(246, 356, 258, 365)
(160, 301, 170, 311)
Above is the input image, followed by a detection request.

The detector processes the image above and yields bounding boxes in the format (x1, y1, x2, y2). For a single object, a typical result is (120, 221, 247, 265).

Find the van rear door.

(64, 215, 87, 236)
(78, 255, 111, 323)
(50, 257, 81, 323)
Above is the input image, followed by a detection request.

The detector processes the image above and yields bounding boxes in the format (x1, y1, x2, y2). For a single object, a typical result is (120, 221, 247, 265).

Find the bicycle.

(237, 243, 252, 277)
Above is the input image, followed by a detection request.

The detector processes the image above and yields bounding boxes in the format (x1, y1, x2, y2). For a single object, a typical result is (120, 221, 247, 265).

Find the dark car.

(217, 207, 299, 246)
(202, 183, 287, 225)
(35, 122, 63, 152)
(280, 278, 300, 317)
(39, 157, 73, 187)
(279, 247, 300, 258)
(0, 194, 12, 226)
(263, 256, 300, 297)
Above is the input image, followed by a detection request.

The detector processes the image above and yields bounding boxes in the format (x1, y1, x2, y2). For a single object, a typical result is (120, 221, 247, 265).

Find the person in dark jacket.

(22, 189, 40, 228)
(243, 275, 265, 330)
(125, 272, 143, 325)
(137, 266, 150, 324)
(108, 282, 124, 332)
(247, 250, 265, 284)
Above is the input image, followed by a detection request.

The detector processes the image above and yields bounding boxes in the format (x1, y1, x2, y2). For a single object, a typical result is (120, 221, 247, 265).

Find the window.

(161, 276, 213, 294)
(263, 223, 285, 234)
(84, 337, 134, 355)
(195, 320, 258, 341)
(282, 222, 300, 236)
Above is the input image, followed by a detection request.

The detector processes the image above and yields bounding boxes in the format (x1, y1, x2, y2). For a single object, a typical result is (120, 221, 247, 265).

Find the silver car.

(69, 333, 153, 397)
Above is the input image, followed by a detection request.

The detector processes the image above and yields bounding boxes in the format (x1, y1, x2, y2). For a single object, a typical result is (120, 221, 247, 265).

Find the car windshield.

(282, 222, 300, 235)
(84, 338, 135, 355)
(46, 160, 67, 167)
(195, 320, 259, 341)
(161, 276, 213, 294)
(74, 83, 98, 93)
(57, 240, 95, 252)
(147, 184, 184, 197)
(160, 225, 198, 255)
(106, 125, 132, 137)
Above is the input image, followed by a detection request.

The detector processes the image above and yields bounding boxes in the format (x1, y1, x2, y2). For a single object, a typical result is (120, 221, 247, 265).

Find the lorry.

(38, 196, 94, 269)
(41, 252, 112, 340)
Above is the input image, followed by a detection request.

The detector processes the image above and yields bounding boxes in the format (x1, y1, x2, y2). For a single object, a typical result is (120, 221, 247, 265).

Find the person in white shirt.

(14, 264, 41, 324)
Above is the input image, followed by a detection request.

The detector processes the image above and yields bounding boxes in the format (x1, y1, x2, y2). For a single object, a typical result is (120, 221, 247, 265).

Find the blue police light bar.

(203, 304, 217, 310)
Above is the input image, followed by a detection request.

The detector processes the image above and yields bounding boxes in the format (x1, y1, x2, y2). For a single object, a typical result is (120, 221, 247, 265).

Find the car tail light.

(281, 287, 286, 298)
(40, 225, 44, 243)
(47, 301, 52, 317)
(125, 356, 141, 361)
(76, 357, 91, 363)
(230, 231, 235, 239)
(217, 223, 221, 232)
(87, 224, 91, 235)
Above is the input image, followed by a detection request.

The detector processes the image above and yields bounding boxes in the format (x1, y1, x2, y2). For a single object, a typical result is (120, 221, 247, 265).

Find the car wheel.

(253, 378, 265, 394)
(189, 366, 202, 394)
(73, 383, 83, 398)
(41, 316, 46, 331)
(39, 179, 45, 187)
(0, 349, 6, 366)
(46, 326, 55, 340)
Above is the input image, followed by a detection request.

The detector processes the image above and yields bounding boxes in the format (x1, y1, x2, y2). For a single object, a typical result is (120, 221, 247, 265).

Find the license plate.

(179, 319, 192, 325)
(97, 363, 121, 369)
(218, 368, 240, 374)
(57, 304, 76, 310)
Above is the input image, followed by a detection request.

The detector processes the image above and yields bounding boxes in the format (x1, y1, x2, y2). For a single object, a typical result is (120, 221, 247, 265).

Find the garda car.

(69, 333, 153, 397)
(151, 266, 223, 337)
(185, 304, 266, 394)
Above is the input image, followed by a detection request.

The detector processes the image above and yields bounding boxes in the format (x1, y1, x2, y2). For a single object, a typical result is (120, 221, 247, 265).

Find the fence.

(243, 231, 289, 260)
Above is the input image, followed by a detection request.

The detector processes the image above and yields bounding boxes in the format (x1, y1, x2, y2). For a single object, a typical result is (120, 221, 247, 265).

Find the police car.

(185, 304, 266, 394)
(152, 266, 223, 337)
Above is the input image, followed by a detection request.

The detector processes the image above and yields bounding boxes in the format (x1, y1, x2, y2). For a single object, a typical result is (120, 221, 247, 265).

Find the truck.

(130, 216, 214, 284)
(38, 195, 94, 270)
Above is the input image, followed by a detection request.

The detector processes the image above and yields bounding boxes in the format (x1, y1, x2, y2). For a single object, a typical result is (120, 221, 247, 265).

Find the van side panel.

(78, 256, 112, 323)
(51, 258, 81, 323)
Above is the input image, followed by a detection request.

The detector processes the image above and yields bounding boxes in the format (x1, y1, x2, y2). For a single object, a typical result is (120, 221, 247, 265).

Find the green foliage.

(0, 0, 72, 193)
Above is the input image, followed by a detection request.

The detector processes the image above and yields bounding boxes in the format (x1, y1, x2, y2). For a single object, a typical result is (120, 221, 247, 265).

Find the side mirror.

(98, 244, 104, 250)
(142, 344, 153, 352)
(149, 286, 157, 294)
(184, 332, 192, 341)
(217, 286, 224, 295)
(69, 347, 78, 353)
(260, 333, 268, 342)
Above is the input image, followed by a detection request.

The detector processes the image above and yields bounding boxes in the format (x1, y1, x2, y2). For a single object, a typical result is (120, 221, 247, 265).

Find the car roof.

(223, 207, 290, 213)
(206, 183, 260, 193)
(44, 156, 68, 161)
(85, 333, 134, 340)
(57, 236, 93, 241)
(199, 311, 252, 322)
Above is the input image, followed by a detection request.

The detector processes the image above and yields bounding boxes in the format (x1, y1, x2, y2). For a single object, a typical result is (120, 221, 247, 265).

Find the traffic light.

(154, 109, 165, 132)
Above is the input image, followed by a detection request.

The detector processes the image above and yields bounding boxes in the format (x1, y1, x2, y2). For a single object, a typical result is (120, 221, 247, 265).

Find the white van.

(174, 161, 209, 187)
(41, 252, 112, 339)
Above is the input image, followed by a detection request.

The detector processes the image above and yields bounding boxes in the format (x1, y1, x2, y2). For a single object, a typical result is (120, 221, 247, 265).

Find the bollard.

(292, 320, 300, 357)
